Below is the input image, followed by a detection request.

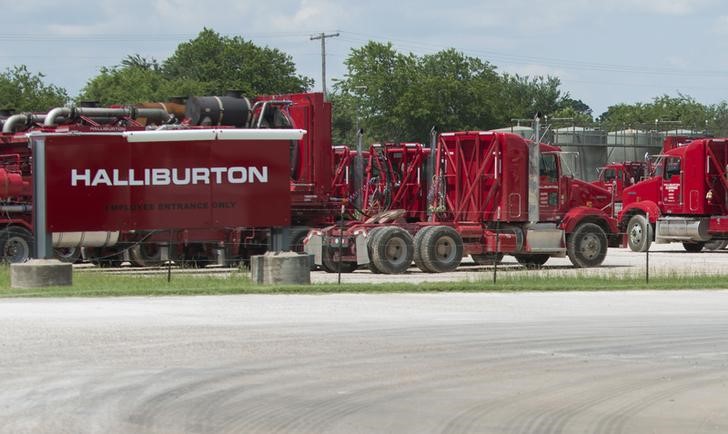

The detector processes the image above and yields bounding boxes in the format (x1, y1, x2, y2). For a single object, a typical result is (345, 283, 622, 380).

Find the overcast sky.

(2, 0, 727, 117)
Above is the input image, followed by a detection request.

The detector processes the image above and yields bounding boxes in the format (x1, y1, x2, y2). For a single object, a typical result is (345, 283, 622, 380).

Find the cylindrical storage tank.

(607, 129, 657, 162)
(553, 126, 608, 181)
(185, 95, 251, 127)
(490, 126, 534, 140)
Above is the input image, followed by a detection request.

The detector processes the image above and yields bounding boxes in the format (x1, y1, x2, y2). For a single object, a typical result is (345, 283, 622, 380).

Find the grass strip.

(0, 267, 727, 298)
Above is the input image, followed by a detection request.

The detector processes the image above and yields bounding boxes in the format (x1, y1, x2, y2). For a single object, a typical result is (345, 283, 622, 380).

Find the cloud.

(602, 0, 717, 15)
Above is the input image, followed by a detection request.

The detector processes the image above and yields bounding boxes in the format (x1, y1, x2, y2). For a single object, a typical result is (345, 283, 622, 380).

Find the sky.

(1, 0, 728, 117)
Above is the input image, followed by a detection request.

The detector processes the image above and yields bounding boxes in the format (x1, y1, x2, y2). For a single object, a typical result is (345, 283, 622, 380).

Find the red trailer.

(305, 131, 621, 273)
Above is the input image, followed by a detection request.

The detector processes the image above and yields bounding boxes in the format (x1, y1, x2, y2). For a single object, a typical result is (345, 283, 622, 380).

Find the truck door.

(539, 153, 560, 221)
(661, 157, 682, 213)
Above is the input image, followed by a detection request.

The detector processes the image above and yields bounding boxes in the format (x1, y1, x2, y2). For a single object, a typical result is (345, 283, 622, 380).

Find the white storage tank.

(607, 129, 661, 162)
(552, 126, 607, 181)
(490, 126, 534, 140)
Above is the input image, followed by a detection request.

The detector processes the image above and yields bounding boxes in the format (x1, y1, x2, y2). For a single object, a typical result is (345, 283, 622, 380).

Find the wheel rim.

(580, 233, 601, 260)
(629, 224, 643, 246)
(4, 236, 29, 262)
(55, 247, 79, 261)
(384, 237, 407, 266)
(434, 235, 457, 262)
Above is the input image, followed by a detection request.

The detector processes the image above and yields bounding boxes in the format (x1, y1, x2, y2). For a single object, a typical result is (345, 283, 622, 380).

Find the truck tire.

(567, 223, 608, 268)
(682, 241, 705, 253)
(413, 226, 435, 272)
(0, 226, 33, 263)
(366, 227, 387, 273)
(129, 243, 164, 267)
(703, 240, 726, 251)
(514, 254, 549, 268)
(86, 246, 124, 267)
(370, 226, 414, 274)
(321, 246, 358, 273)
(627, 214, 652, 252)
(54, 247, 81, 264)
(417, 225, 463, 273)
(471, 253, 504, 266)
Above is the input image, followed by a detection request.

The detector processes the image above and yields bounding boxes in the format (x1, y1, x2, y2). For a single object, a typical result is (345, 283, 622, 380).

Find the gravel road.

(1, 291, 727, 433)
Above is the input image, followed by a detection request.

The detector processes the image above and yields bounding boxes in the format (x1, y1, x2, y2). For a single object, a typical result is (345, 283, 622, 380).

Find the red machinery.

(0, 92, 338, 266)
(305, 131, 621, 274)
(619, 138, 728, 252)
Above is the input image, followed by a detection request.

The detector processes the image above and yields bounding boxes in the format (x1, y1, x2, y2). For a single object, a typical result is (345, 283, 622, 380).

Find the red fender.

(619, 201, 661, 225)
(560, 206, 618, 234)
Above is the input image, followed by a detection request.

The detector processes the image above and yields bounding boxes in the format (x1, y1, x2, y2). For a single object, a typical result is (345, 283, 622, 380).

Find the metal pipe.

(0, 204, 31, 213)
(3, 113, 45, 133)
(528, 113, 541, 224)
(44, 106, 171, 126)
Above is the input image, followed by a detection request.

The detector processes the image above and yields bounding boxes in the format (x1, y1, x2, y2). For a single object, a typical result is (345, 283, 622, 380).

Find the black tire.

(471, 253, 504, 266)
(627, 214, 652, 252)
(682, 241, 705, 253)
(129, 243, 164, 267)
(370, 226, 414, 274)
(703, 240, 726, 251)
(320, 246, 358, 273)
(54, 246, 81, 264)
(514, 254, 549, 268)
(567, 223, 608, 268)
(86, 246, 124, 267)
(413, 226, 435, 272)
(0, 226, 33, 263)
(416, 225, 463, 273)
(366, 227, 387, 273)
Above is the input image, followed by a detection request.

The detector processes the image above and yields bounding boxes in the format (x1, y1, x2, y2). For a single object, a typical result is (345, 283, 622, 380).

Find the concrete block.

(251, 252, 310, 285)
(11, 259, 73, 288)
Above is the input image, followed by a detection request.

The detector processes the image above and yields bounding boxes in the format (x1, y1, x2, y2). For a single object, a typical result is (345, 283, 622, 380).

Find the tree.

(599, 94, 712, 130)
(79, 65, 205, 106)
(0, 65, 68, 112)
(79, 29, 313, 104)
(162, 28, 313, 95)
(331, 42, 568, 143)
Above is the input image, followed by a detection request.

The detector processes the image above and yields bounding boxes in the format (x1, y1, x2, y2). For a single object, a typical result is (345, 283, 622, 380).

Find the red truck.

(305, 130, 622, 273)
(619, 137, 728, 252)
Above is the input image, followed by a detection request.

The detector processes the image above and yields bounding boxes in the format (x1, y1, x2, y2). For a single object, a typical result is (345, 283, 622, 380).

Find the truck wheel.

(0, 227, 33, 263)
(627, 214, 652, 252)
(86, 246, 124, 267)
(682, 242, 705, 253)
(370, 226, 414, 274)
(413, 226, 435, 272)
(417, 225, 463, 273)
(366, 227, 387, 273)
(129, 243, 164, 267)
(471, 253, 504, 266)
(321, 246, 358, 273)
(568, 223, 608, 268)
(54, 247, 81, 263)
(703, 240, 726, 251)
(514, 254, 549, 268)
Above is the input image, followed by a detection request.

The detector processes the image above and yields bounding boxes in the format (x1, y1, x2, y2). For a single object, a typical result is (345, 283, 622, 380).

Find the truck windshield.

(556, 152, 578, 178)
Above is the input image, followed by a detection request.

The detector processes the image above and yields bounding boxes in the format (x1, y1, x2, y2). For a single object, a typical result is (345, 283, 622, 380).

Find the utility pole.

(310, 32, 339, 100)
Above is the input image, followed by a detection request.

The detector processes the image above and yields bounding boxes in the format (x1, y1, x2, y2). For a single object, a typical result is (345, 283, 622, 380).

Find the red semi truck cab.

(619, 138, 728, 252)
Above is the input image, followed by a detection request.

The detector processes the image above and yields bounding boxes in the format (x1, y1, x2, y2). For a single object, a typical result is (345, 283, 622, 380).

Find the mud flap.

(356, 232, 370, 265)
(304, 233, 323, 266)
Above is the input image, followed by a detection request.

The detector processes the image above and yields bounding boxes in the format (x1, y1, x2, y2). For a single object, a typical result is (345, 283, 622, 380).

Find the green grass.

(0, 266, 727, 298)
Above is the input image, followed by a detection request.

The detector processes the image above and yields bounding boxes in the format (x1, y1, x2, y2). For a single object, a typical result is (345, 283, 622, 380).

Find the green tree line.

(1, 29, 727, 142)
